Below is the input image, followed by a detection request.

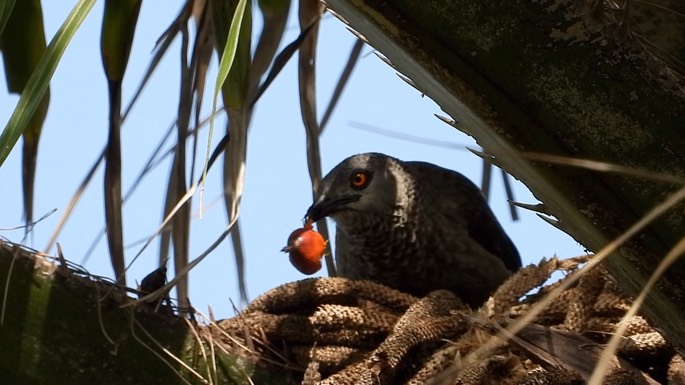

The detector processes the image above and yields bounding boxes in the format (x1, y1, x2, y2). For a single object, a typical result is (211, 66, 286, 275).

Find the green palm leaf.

(0, 0, 49, 230)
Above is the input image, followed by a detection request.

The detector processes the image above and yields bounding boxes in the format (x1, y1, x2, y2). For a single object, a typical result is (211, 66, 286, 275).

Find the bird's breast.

(336, 217, 425, 283)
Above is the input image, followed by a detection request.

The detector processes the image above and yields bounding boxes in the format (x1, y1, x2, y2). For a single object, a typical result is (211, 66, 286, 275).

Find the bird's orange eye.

(350, 171, 369, 189)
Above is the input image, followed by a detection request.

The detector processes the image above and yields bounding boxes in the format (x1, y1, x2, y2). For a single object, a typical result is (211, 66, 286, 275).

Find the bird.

(305, 152, 521, 307)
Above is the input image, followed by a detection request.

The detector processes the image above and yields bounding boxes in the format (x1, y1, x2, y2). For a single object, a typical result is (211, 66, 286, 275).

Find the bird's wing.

(465, 204, 522, 271)
(407, 161, 522, 272)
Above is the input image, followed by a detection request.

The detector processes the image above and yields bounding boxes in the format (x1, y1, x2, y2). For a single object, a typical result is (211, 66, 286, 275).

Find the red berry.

(282, 226, 326, 275)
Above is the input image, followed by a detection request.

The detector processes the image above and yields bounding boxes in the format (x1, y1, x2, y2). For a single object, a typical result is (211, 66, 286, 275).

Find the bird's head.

(305, 153, 403, 225)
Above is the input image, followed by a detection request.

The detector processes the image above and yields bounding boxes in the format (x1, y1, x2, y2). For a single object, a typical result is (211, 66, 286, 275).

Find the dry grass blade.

(247, 0, 291, 106)
(633, 0, 684, 17)
(249, 19, 317, 108)
(629, 0, 685, 78)
(115, 6, 199, 282)
(298, 0, 335, 277)
(349, 119, 519, 219)
(319, 38, 364, 133)
(159, 168, 175, 283)
(1, 243, 23, 325)
(76, 120, 176, 264)
(44, 148, 104, 254)
(349, 119, 520, 220)
(184, 317, 215, 384)
(121, 2, 192, 121)
(468, 185, 685, 367)
(524, 152, 685, 185)
(197, 132, 229, 184)
(129, 211, 238, 307)
(48, 14, 195, 254)
(130, 318, 201, 385)
(107, 182, 198, 305)
(200, 309, 302, 371)
(349, 121, 468, 151)
(589, 236, 685, 385)
(634, 30, 685, 75)
(0, 209, 55, 232)
(77, 114, 226, 267)
(81, 106, 223, 265)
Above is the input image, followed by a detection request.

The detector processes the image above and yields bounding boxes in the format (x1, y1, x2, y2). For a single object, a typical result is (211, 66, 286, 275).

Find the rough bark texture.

(324, 0, 685, 353)
(0, 243, 289, 385)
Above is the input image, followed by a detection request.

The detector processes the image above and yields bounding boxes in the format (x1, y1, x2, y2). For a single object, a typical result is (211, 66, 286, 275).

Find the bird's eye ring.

(350, 171, 370, 189)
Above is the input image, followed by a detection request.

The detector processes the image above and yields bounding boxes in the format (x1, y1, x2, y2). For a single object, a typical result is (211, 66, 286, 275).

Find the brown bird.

(306, 153, 521, 307)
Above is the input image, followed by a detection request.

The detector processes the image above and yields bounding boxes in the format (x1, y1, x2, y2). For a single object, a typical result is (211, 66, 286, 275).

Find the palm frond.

(297, 0, 335, 276)
(100, 0, 142, 286)
(0, 0, 94, 170)
(0, 0, 50, 232)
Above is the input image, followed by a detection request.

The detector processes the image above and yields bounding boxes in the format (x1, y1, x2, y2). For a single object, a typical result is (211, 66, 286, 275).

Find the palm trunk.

(0, 242, 290, 384)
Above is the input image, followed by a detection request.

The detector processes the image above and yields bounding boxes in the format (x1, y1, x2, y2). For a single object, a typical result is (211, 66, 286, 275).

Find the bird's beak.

(305, 194, 360, 222)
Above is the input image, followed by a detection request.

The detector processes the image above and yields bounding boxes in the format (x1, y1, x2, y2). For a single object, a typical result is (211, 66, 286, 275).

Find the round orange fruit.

(282, 224, 326, 275)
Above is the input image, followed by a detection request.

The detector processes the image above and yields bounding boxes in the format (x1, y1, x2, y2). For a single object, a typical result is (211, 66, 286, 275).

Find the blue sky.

(0, 1, 585, 318)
